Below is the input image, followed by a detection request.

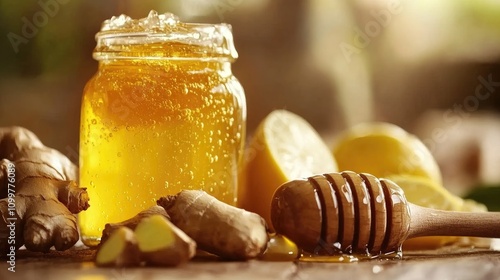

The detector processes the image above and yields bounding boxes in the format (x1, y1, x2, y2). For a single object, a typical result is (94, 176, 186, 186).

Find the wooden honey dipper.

(271, 171, 500, 256)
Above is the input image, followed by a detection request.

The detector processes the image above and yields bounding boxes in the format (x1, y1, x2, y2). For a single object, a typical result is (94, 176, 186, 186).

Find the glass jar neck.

(97, 58, 233, 75)
(93, 41, 236, 62)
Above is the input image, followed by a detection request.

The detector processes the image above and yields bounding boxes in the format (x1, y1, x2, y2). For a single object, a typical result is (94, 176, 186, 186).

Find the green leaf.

(464, 186, 500, 212)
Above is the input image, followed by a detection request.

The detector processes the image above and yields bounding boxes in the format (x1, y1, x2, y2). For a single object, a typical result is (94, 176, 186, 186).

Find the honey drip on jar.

(79, 11, 246, 246)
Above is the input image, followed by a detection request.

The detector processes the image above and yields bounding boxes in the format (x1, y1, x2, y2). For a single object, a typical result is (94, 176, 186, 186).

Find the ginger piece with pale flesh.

(135, 214, 196, 266)
(96, 214, 196, 267)
(95, 227, 141, 267)
(100, 205, 169, 244)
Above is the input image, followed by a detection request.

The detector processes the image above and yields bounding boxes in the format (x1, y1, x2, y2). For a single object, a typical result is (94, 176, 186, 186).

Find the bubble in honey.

(210, 155, 219, 163)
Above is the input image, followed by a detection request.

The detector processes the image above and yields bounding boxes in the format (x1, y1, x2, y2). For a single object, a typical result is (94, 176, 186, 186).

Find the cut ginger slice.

(95, 227, 141, 267)
(134, 215, 196, 266)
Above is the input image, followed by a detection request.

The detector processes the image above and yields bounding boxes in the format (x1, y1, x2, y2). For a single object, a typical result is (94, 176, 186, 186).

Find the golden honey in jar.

(79, 11, 246, 246)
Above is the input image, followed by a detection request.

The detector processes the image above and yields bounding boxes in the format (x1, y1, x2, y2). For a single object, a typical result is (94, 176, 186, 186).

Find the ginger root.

(157, 190, 269, 260)
(101, 205, 169, 244)
(0, 127, 90, 253)
(97, 190, 268, 266)
(96, 214, 196, 267)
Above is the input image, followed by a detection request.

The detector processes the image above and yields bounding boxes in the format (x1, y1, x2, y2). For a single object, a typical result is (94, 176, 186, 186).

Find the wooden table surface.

(1, 246, 499, 280)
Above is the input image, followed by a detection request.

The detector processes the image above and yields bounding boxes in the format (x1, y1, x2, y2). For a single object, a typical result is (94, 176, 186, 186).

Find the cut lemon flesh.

(239, 110, 338, 228)
(386, 175, 462, 211)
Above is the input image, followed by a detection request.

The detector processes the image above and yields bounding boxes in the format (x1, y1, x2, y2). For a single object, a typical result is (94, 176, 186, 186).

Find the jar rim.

(94, 11, 238, 61)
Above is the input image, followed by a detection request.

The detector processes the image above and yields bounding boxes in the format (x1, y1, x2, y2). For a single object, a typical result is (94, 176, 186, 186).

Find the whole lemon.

(333, 123, 492, 249)
(333, 122, 442, 185)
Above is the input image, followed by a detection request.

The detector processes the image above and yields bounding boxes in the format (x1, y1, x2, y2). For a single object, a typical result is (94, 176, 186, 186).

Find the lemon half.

(239, 110, 338, 228)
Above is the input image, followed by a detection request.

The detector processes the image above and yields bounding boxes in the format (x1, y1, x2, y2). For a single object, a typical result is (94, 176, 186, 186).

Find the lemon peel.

(239, 110, 337, 228)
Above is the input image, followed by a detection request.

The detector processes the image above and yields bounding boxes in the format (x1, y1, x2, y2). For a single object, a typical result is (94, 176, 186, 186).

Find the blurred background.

(1, 0, 500, 199)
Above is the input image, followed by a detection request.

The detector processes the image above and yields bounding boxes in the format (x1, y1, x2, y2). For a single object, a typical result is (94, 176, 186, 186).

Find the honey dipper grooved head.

(271, 171, 411, 255)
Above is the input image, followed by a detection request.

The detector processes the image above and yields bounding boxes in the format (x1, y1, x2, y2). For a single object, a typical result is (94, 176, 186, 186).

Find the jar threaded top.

(94, 10, 238, 61)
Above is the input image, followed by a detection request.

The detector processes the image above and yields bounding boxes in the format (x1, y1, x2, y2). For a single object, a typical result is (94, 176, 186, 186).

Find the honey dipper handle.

(408, 204, 500, 239)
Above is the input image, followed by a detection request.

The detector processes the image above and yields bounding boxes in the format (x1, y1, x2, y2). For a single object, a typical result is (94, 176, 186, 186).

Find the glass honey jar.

(79, 11, 246, 246)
